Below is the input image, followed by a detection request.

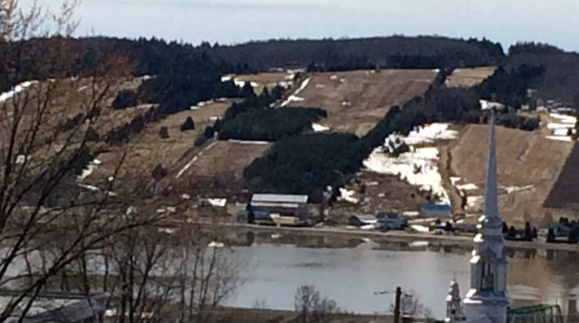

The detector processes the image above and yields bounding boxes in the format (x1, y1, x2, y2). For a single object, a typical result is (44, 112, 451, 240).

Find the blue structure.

(421, 203, 451, 218)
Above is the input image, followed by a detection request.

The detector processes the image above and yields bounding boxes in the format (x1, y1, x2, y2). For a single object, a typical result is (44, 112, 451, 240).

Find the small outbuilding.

(420, 203, 451, 218)
(249, 194, 309, 225)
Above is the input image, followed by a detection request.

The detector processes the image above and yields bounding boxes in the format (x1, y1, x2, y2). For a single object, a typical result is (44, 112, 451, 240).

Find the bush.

(86, 127, 100, 142)
(203, 126, 215, 139)
(159, 126, 169, 138)
(547, 228, 556, 243)
(180, 117, 195, 131)
(151, 164, 167, 181)
(218, 108, 327, 141)
(194, 134, 207, 146)
(112, 90, 138, 109)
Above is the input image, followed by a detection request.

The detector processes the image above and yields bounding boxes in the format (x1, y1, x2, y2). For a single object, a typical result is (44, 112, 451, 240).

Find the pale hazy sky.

(20, 0, 579, 52)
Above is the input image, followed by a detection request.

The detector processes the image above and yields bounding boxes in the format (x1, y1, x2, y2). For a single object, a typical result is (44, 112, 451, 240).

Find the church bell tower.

(463, 114, 510, 323)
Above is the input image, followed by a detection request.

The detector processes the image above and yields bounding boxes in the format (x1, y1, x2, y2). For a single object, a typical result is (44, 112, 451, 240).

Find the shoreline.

(191, 221, 579, 252)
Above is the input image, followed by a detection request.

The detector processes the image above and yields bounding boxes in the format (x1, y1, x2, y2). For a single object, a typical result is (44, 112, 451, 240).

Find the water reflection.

(223, 232, 579, 319)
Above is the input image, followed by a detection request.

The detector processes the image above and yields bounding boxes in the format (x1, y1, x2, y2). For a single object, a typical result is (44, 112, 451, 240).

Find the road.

(161, 219, 579, 252)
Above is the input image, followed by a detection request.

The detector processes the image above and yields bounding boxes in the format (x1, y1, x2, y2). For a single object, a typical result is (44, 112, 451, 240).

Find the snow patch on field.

(338, 188, 359, 204)
(280, 77, 311, 107)
(547, 113, 577, 142)
(77, 159, 101, 181)
(190, 99, 215, 110)
(547, 136, 573, 142)
(207, 198, 227, 207)
(456, 183, 478, 191)
(364, 123, 458, 206)
(312, 123, 330, 132)
(402, 123, 458, 145)
(479, 100, 504, 111)
(228, 139, 270, 145)
(0, 81, 38, 103)
(503, 185, 533, 194)
(450, 177, 461, 186)
(467, 196, 483, 210)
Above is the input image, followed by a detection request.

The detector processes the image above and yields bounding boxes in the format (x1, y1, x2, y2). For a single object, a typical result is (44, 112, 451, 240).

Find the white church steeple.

(463, 113, 510, 323)
(446, 280, 466, 323)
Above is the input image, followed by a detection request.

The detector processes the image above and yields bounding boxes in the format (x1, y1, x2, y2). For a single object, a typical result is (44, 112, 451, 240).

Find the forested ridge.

(3, 35, 578, 199)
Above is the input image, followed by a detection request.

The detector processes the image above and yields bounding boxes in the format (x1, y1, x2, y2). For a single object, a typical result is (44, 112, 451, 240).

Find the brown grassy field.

(179, 140, 270, 178)
(90, 101, 230, 183)
(287, 69, 437, 135)
(161, 140, 271, 199)
(232, 71, 292, 85)
(544, 144, 579, 211)
(448, 120, 574, 226)
(444, 66, 496, 88)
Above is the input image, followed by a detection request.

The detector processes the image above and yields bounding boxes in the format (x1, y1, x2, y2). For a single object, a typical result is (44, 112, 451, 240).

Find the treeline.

(244, 133, 367, 200)
(206, 36, 505, 71)
(218, 108, 327, 141)
(0, 35, 506, 93)
(485, 42, 579, 106)
(213, 81, 326, 141)
(220, 83, 286, 120)
(475, 64, 545, 109)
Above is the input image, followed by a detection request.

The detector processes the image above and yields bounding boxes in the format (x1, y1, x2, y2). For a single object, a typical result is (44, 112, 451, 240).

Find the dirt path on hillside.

(438, 145, 465, 218)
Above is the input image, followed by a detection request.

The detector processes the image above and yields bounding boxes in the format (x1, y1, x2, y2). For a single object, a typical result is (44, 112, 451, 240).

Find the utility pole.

(394, 287, 402, 323)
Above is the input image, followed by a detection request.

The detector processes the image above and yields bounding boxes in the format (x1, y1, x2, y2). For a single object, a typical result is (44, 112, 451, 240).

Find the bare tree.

(0, 1, 168, 322)
(390, 289, 432, 319)
(294, 285, 341, 323)
(0, 2, 245, 323)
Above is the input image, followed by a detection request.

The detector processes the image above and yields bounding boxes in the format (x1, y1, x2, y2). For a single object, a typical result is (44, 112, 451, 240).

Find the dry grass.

(444, 66, 496, 88)
(232, 71, 292, 86)
(182, 140, 270, 178)
(90, 101, 230, 183)
(172, 140, 271, 199)
(449, 120, 574, 226)
(287, 69, 436, 135)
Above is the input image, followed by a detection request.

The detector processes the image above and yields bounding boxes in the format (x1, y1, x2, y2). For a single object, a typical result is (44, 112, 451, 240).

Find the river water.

(223, 237, 579, 319)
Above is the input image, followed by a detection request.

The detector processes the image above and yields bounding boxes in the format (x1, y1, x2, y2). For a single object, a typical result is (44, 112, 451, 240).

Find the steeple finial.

(483, 112, 499, 220)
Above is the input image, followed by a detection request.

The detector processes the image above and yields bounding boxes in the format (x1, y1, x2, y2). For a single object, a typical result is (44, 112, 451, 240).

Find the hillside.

(445, 66, 496, 88)
(286, 69, 437, 135)
(544, 145, 579, 211)
(448, 120, 575, 226)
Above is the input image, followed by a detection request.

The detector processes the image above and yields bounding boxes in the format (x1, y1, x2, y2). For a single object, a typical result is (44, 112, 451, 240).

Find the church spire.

(483, 113, 498, 220)
(463, 113, 510, 323)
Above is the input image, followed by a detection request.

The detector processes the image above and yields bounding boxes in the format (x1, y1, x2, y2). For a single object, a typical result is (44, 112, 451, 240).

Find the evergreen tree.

(547, 228, 556, 243)
(502, 222, 509, 234)
(159, 126, 169, 139)
(180, 117, 195, 131)
(524, 222, 533, 241)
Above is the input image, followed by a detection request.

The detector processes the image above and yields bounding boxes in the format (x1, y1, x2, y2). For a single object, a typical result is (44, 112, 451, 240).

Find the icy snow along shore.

(0, 81, 38, 103)
(228, 139, 270, 145)
(363, 123, 458, 205)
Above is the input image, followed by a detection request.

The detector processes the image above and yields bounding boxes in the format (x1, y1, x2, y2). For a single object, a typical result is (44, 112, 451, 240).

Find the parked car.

(349, 214, 378, 228)
(377, 212, 406, 231)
